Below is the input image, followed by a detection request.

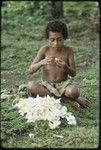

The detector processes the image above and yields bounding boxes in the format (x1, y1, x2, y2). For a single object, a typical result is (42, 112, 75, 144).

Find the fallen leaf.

(53, 134, 64, 138)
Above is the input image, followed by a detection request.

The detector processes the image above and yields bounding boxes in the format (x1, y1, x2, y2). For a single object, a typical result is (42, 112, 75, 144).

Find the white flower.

(55, 57, 58, 61)
(49, 121, 61, 129)
(60, 106, 68, 118)
(13, 95, 77, 129)
(29, 133, 34, 138)
(66, 114, 76, 125)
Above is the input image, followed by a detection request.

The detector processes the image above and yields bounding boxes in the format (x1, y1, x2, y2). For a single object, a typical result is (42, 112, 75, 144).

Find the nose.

(54, 40, 58, 45)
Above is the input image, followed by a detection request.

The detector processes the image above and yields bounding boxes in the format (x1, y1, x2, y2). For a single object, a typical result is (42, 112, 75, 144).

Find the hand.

(55, 58, 66, 68)
(40, 56, 54, 66)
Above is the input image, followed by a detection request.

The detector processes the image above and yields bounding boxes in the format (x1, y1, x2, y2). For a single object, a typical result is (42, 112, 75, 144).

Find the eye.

(57, 39, 61, 42)
(50, 39, 55, 42)
(57, 38, 62, 41)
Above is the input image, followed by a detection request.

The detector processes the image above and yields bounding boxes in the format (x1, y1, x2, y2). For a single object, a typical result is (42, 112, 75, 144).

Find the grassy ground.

(1, 2, 100, 149)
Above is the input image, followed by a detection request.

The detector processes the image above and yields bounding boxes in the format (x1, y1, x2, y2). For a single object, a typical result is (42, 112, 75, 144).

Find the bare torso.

(42, 46, 70, 82)
(29, 45, 76, 83)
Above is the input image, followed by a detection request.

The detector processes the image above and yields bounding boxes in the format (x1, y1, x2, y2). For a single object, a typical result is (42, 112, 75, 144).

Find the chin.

(52, 46, 60, 48)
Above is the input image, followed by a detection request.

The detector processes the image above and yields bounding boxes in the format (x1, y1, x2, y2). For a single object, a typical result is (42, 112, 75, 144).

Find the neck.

(51, 46, 63, 51)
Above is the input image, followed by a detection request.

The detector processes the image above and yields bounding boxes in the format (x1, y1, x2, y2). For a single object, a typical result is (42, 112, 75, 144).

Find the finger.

(56, 59, 64, 65)
(47, 58, 52, 62)
(55, 56, 63, 61)
(55, 61, 62, 67)
(56, 59, 63, 65)
(46, 56, 54, 59)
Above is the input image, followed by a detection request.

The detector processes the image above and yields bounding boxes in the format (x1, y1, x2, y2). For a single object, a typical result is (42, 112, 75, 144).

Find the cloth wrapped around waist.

(41, 80, 72, 97)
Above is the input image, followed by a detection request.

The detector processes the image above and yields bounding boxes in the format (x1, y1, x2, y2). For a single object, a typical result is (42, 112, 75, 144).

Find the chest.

(45, 48, 69, 62)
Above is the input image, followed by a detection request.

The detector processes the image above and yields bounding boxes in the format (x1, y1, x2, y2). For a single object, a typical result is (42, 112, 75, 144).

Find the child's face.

(48, 31, 64, 49)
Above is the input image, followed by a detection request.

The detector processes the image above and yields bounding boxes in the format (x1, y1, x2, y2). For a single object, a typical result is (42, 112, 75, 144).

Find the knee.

(65, 85, 80, 99)
(27, 81, 33, 89)
(27, 81, 37, 92)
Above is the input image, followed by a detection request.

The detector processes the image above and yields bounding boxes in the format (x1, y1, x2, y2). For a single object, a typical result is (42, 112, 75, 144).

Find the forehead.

(49, 31, 63, 38)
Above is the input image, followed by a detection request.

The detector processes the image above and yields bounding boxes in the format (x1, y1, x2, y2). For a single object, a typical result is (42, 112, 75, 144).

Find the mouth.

(52, 45, 59, 48)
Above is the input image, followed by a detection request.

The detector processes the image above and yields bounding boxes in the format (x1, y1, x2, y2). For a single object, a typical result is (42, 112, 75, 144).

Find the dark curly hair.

(44, 20, 68, 40)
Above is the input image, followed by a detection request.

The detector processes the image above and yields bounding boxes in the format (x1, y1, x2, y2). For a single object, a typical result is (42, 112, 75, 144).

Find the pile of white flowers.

(13, 95, 76, 129)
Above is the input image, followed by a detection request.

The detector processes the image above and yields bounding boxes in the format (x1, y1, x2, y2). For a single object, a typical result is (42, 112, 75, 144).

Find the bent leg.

(27, 81, 54, 97)
(61, 96, 80, 111)
(62, 85, 91, 110)
(75, 98, 91, 108)
(63, 85, 80, 110)
(64, 85, 80, 99)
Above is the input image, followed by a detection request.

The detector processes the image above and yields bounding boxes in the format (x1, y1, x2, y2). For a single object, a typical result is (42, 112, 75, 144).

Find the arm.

(28, 47, 45, 74)
(65, 48, 76, 77)
(28, 46, 54, 74)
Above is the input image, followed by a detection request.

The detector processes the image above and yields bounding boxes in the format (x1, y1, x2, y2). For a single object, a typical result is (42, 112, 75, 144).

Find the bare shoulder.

(63, 45, 74, 54)
(32, 45, 49, 63)
(39, 45, 49, 53)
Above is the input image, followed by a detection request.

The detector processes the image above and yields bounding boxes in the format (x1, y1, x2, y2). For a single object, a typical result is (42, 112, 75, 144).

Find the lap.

(41, 80, 73, 97)
(27, 79, 78, 97)
(27, 81, 53, 97)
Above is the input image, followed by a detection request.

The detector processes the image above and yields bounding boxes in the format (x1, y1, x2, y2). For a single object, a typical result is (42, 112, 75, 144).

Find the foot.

(67, 99, 80, 111)
(75, 98, 91, 109)
(61, 97, 80, 111)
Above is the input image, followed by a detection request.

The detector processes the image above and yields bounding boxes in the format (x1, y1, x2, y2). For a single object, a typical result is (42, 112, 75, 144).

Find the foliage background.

(1, 1, 100, 148)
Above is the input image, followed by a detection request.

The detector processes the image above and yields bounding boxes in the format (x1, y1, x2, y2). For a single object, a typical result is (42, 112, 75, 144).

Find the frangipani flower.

(13, 95, 76, 129)
(49, 120, 61, 129)
(66, 113, 76, 125)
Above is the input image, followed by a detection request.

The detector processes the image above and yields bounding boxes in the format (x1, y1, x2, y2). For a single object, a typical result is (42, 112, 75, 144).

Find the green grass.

(1, 97, 99, 148)
(1, 2, 100, 148)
